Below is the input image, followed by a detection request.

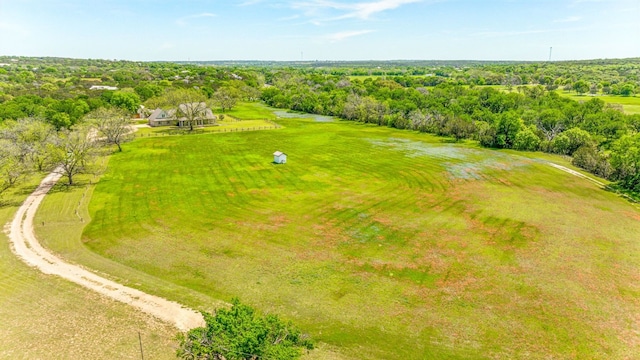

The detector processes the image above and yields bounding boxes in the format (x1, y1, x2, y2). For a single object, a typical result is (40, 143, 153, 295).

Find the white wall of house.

(274, 153, 287, 164)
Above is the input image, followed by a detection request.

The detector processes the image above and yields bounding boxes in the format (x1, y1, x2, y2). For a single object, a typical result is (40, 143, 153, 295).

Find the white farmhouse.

(273, 151, 287, 164)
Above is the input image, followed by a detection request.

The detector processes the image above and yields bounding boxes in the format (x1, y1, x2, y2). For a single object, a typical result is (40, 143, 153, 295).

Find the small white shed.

(273, 151, 287, 164)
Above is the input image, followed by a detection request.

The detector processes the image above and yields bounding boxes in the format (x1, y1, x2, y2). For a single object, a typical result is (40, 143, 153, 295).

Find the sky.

(1, 0, 639, 61)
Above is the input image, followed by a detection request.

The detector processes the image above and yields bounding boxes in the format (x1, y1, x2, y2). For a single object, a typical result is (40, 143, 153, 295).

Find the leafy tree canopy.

(177, 299, 313, 360)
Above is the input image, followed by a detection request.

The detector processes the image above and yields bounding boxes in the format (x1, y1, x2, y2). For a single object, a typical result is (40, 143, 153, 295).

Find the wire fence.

(134, 120, 281, 138)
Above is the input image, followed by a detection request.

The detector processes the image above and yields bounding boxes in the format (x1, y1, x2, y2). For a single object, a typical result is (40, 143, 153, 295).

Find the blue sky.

(1, 0, 638, 61)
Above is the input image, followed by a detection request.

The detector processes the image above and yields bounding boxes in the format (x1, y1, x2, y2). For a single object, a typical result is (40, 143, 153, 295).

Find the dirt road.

(5, 170, 205, 331)
(547, 162, 606, 187)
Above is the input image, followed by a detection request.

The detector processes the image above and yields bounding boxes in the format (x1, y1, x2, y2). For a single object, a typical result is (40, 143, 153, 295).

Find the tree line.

(1, 57, 640, 195)
(260, 71, 640, 194)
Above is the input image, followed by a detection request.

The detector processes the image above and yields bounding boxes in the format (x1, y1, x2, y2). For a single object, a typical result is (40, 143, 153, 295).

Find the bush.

(572, 145, 612, 178)
(513, 126, 541, 151)
(177, 299, 313, 360)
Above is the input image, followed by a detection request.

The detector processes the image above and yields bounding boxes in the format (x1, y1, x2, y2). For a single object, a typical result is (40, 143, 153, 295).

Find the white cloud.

(292, 0, 423, 23)
(176, 13, 217, 26)
(238, 0, 265, 6)
(473, 29, 550, 38)
(324, 29, 374, 42)
(554, 16, 581, 23)
(278, 14, 302, 21)
(345, 0, 423, 19)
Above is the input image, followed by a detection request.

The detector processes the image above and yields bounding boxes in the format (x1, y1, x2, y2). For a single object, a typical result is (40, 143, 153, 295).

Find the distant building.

(89, 85, 118, 90)
(273, 151, 287, 164)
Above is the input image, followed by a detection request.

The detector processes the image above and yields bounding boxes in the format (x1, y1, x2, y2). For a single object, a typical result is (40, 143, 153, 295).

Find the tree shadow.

(47, 180, 91, 194)
(0, 199, 24, 208)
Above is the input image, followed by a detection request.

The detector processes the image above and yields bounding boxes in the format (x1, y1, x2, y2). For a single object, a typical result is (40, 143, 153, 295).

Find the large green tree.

(610, 134, 640, 191)
(573, 80, 590, 95)
(177, 299, 313, 360)
(109, 90, 141, 113)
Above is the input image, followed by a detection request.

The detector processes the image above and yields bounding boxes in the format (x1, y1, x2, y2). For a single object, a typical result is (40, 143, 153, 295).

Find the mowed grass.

(83, 102, 640, 359)
(477, 86, 640, 115)
(556, 90, 640, 114)
(72, 104, 640, 359)
(223, 102, 279, 120)
(0, 177, 179, 359)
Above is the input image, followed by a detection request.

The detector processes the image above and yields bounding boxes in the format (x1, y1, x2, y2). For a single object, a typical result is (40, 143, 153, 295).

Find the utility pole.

(138, 332, 144, 360)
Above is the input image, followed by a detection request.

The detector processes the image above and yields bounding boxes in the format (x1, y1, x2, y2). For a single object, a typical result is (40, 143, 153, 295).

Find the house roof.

(148, 108, 166, 121)
(273, 151, 286, 156)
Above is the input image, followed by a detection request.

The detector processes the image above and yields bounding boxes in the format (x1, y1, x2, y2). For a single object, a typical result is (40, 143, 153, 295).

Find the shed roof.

(273, 151, 286, 156)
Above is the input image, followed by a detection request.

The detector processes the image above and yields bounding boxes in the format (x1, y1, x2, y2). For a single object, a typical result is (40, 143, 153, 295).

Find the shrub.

(177, 299, 313, 360)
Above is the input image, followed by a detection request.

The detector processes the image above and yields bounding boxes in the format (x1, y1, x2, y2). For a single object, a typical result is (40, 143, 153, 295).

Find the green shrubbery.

(177, 299, 313, 360)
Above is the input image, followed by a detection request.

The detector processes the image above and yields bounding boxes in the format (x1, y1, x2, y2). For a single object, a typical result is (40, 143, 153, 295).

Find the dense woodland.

(1, 56, 640, 197)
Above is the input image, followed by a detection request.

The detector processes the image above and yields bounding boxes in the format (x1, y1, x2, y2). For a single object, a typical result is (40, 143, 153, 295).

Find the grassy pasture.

(69, 103, 640, 359)
(555, 91, 640, 114)
(0, 177, 178, 359)
(482, 85, 640, 114)
(222, 102, 279, 120)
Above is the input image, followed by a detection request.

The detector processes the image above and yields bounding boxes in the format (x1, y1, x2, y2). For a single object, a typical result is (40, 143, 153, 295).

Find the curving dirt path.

(5, 169, 205, 332)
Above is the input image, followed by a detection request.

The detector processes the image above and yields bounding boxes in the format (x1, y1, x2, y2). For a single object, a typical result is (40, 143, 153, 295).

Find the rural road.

(5, 169, 205, 332)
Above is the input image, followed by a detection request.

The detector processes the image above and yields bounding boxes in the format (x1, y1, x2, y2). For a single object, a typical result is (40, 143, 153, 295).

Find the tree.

(49, 127, 99, 185)
(551, 127, 592, 155)
(536, 109, 565, 141)
(495, 111, 521, 148)
(0, 139, 29, 200)
(573, 80, 589, 95)
(446, 117, 475, 141)
(1, 117, 55, 171)
(610, 134, 640, 191)
(572, 144, 611, 178)
(86, 107, 132, 152)
(134, 83, 163, 101)
(109, 90, 141, 113)
(149, 89, 213, 131)
(177, 299, 313, 360)
(619, 83, 636, 97)
(514, 125, 541, 151)
(50, 112, 72, 130)
(213, 87, 240, 112)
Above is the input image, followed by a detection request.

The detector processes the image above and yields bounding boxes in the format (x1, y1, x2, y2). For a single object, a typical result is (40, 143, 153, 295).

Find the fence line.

(134, 120, 281, 138)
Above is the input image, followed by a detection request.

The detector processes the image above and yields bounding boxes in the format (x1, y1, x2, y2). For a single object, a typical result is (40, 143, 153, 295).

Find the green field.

(54, 102, 639, 359)
(17, 101, 636, 359)
(473, 85, 640, 115)
(0, 177, 178, 359)
(556, 91, 640, 114)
